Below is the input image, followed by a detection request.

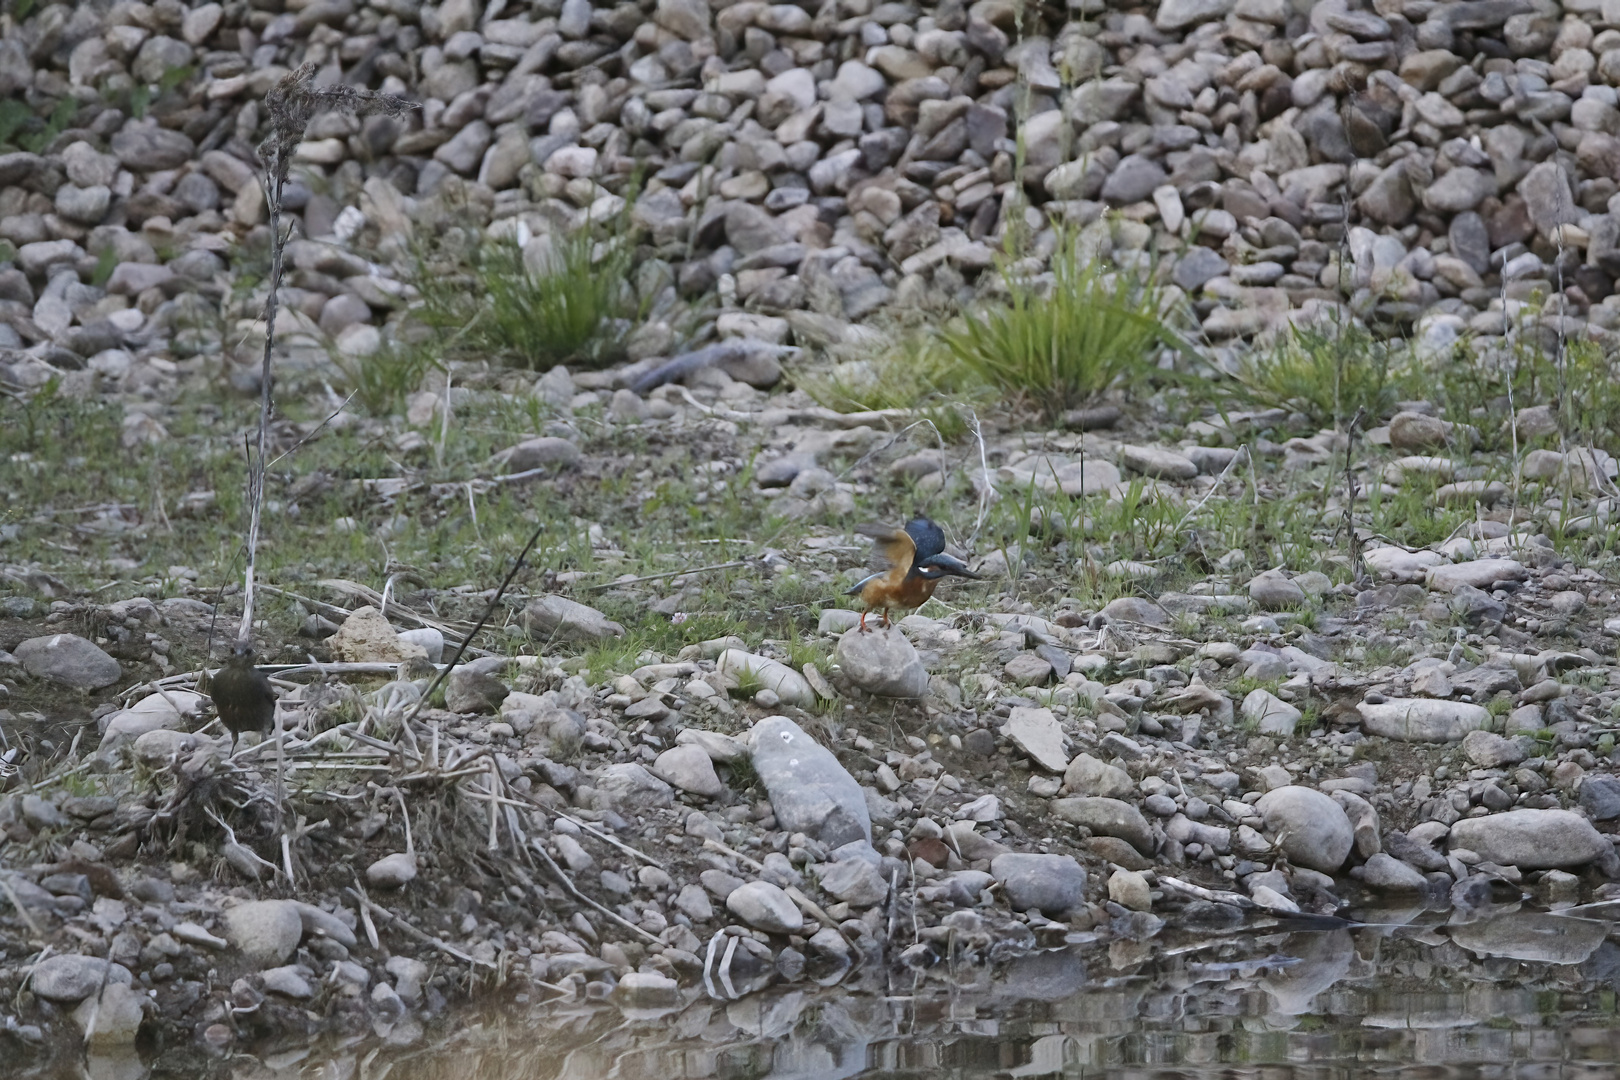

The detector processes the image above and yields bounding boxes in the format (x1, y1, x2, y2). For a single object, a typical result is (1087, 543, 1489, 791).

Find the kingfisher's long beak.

(923, 554, 980, 579)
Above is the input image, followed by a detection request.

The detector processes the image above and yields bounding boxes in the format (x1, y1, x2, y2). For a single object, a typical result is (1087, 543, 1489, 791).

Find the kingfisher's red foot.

(858, 611, 870, 633)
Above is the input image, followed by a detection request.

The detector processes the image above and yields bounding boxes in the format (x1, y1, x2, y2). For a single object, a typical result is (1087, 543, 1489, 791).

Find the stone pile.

(6, 0, 1620, 390)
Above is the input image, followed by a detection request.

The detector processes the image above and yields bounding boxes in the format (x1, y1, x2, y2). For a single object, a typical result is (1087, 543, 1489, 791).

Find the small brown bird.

(846, 517, 979, 631)
(209, 641, 277, 750)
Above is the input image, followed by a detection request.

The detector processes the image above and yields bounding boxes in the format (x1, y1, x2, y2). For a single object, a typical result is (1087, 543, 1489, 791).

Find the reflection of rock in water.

(1259, 930, 1355, 1016)
(988, 949, 1088, 1004)
(1449, 913, 1607, 965)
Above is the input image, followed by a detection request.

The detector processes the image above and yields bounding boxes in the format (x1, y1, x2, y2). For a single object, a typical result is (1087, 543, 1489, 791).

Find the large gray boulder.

(748, 715, 871, 846)
(991, 853, 1087, 916)
(15, 634, 121, 689)
(1256, 786, 1353, 873)
(836, 626, 928, 698)
(1449, 809, 1609, 870)
(224, 900, 303, 968)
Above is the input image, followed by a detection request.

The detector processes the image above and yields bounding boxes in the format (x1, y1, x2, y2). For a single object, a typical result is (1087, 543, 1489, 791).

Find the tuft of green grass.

(18, 96, 78, 154)
(91, 247, 118, 288)
(937, 238, 1176, 419)
(329, 337, 440, 417)
(0, 99, 30, 147)
(797, 333, 978, 440)
(416, 223, 639, 372)
(1227, 320, 1404, 429)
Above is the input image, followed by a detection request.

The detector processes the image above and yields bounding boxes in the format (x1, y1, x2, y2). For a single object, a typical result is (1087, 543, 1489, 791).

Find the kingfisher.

(846, 517, 979, 631)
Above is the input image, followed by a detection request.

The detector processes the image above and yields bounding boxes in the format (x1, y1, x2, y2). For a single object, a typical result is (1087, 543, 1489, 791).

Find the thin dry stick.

(237, 63, 415, 645)
(265, 389, 358, 469)
(0, 877, 44, 939)
(529, 840, 660, 943)
(400, 516, 549, 729)
(581, 560, 748, 591)
(957, 405, 994, 543)
(1339, 408, 1367, 583)
(345, 888, 495, 968)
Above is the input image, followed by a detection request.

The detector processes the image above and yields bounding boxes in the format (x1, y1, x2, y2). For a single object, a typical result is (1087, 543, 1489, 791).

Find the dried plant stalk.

(237, 64, 416, 647)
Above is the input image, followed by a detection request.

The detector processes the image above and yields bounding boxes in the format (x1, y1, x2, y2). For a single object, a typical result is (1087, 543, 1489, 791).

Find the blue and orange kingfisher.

(846, 516, 980, 631)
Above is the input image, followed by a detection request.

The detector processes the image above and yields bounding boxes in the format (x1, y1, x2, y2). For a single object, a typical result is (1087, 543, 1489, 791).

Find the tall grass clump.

(417, 220, 638, 371)
(329, 337, 440, 416)
(798, 333, 979, 440)
(936, 240, 1173, 418)
(1228, 319, 1405, 429)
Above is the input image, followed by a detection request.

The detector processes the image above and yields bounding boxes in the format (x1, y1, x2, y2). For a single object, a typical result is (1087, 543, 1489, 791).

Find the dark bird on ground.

(209, 642, 277, 750)
(846, 517, 980, 631)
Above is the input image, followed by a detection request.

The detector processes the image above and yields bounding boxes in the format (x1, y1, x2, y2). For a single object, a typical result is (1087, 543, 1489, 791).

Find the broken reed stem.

(400, 514, 550, 729)
(237, 63, 416, 647)
(529, 839, 660, 943)
(1341, 408, 1367, 584)
(345, 887, 495, 969)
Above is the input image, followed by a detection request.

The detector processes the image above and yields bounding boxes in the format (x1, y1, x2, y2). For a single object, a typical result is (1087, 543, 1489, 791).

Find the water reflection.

(37, 905, 1620, 1080)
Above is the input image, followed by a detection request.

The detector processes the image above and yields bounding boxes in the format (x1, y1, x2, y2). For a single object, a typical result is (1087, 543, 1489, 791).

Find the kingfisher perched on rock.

(208, 641, 277, 751)
(846, 517, 979, 631)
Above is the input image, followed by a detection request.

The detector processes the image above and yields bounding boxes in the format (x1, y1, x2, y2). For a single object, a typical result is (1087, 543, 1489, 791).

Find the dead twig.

(529, 839, 660, 943)
(344, 887, 495, 969)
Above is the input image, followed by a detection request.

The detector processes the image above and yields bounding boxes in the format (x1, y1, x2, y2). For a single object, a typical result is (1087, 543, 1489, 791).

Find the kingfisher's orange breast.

(860, 573, 939, 611)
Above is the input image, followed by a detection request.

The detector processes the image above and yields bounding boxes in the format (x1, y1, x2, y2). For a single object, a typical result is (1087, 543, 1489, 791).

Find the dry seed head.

(260, 62, 418, 191)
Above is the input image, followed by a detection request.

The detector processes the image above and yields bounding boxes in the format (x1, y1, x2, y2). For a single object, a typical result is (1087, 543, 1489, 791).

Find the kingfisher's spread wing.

(855, 523, 916, 574)
(904, 518, 947, 563)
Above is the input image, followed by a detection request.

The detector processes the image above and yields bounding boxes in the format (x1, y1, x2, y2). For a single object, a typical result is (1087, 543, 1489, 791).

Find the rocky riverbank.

(7, 0, 1620, 1066)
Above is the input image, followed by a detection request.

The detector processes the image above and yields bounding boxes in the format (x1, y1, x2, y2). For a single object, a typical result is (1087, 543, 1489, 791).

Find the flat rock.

(293, 901, 357, 949)
(366, 851, 418, 889)
(1108, 868, 1153, 911)
(97, 691, 205, 753)
(445, 669, 509, 713)
(1243, 688, 1302, 735)
(31, 955, 131, 1003)
(15, 634, 121, 689)
(718, 650, 815, 708)
(224, 900, 303, 968)
(616, 971, 680, 1009)
(1359, 852, 1428, 891)
(1255, 786, 1353, 873)
(991, 853, 1087, 915)
(836, 626, 928, 698)
(1462, 730, 1527, 768)
(1388, 410, 1454, 450)
(1004, 652, 1055, 686)
(1000, 706, 1069, 772)
(651, 744, 724, 798)
(1051, 797, 1154, 854)
(749, 715, 871, 846)
(1581, 775, 1620, 822)
(1120, 445, 1198, 480)
(502, 436, 581, 471)
(1097, 597, 1170, 627)
(596, 763, 674, 809)
(725, 880, 804, 934)
(523, 595, 626, 643)
(1157, 0, 1234, 31)
(1359, 698, 1488, 741)
(1427, 559, 1527, 592)
(75, 981, 145, 1046)
(1448, 809, 1609, 870)
(816, 857, 888, 907)
(1063, 753, 1134, 799)
(260, 965, 314, 999)
(1248, 570, 1305, 610)
(328, 607, 428, 664)
(1363, 547, 1446, 582)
